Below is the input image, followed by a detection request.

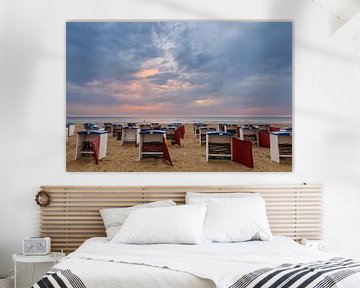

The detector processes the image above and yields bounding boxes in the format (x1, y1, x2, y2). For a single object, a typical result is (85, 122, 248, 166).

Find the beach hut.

(75, 130, 108, 164)
(256, 124, 270, 131)
(139, 130, 165, 160)
(280, 127, 292, 132)
(269, 126, 281, 132)
(166, 125, 177, 141)
(258, 130, 271, 148)
(151, 123, 161, 130)
(224, 124, 237, 135)
(169, 123, 181, 128)
(112, 124, 123, 139)
(104, 122, 113, 134)
(83, 123, 101, 130)
(127, 122, 137, 128)
(238, 126, 258, 144)
(232, 137, 254, 168)
(194, 123, 204, 137)
(270, 131, 292, 163)
(207, 124, 220, 131)
(66, 123, 75, 137)
(140, 124, 151, 130)
(175, 126, 185, 146)
(206, 131, 233, 162)
(199, 127, 216, 145)
(219, 124, 225, 132)
(121, 127, 140, 145)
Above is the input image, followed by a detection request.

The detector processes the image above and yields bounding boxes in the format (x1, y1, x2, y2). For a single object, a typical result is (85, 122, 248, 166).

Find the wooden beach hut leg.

(136, 129, 140, 146)
(270, 133, 280, 163)
(121, 130, 125, 145)
(99, 133, 108, 159)
(139, 136, 142, 161)
(206, 134, 209, 162)
(75, 134, 82, 160)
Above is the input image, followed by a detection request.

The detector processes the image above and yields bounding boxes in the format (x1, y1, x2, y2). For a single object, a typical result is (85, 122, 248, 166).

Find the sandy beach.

(66, 124, 292, 172)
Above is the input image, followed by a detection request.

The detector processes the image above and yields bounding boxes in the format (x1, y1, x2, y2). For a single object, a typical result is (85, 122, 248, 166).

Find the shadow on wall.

(130, 0, 221, 18)
(0, 1, 62, 121)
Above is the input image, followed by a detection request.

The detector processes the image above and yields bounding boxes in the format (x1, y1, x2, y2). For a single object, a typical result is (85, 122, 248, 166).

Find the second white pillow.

(202, 197, 272, 243)
(111, 205, 207, 244)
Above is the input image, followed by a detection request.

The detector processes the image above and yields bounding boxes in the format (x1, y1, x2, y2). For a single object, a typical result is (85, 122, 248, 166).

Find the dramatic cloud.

(66, 22, 292, 116)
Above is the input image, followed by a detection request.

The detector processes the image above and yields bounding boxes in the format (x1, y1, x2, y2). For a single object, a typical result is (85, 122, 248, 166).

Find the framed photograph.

(66, 21, 292, 172)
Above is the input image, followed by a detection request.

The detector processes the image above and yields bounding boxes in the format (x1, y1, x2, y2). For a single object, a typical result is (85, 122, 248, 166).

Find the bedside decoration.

(23, 237, 51, 255)
(35, 190, 51, 207)
(301, 239, 328, 252)
(12, 252, 65, 288)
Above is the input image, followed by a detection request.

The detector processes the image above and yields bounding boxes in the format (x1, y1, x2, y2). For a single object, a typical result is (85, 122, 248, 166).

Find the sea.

(66, 116, 292, 125)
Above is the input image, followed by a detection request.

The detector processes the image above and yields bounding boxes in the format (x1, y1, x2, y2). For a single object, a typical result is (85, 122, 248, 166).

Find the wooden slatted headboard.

(39, 184, 323, 253)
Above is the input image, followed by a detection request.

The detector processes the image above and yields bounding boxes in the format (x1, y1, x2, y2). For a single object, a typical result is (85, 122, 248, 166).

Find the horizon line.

(66, 115, 292, 118)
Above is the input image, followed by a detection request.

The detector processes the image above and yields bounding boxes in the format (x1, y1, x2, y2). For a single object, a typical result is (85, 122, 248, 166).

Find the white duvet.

(54, 237, 360, 288)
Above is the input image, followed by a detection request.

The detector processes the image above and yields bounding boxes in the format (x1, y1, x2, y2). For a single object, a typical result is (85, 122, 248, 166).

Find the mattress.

(35, 237, 360, 288)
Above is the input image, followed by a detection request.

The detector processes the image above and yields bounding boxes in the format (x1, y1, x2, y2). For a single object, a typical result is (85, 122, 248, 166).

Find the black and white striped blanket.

(229, 257, 360, 288)
(32, 258, 360, 288)
(32, 268, 86, 288)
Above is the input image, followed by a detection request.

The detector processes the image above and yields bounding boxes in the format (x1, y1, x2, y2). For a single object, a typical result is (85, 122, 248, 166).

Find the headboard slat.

(40, 184, 323, 253)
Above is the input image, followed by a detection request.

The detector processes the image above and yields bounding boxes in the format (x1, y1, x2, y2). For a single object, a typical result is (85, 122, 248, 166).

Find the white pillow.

(100, 200, 176, 240)
(186, 192, 259, 205)
(111, 205, 207, 244)
(202, 197, 272, 243)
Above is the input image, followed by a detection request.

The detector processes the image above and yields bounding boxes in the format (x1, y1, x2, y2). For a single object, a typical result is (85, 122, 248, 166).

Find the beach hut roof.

(78, 130, 107, 135)
(207, 131, 232, 136)
(123, 126, 138, 129)
(280, 127, 292, 132)
(140, 130, 166, 135)
(271, 131, 292, 136)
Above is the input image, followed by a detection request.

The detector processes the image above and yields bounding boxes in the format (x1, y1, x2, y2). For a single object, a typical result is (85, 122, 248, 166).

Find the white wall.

(1, 0, 360, 285)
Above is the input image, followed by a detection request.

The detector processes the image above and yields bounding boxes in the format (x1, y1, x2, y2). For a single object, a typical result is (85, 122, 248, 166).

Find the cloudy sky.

(66, 22, 292, 117)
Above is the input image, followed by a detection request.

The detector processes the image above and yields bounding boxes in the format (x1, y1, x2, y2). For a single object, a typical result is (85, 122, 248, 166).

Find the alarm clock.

(23, 237, 51, 255)
(301, 239, 328, 252)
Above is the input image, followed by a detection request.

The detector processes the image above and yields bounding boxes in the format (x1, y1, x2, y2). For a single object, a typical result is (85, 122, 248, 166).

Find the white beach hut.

(75, 130, 108, 162)
(103, 122, 113, 134)
(207, 123, 220, 131)
(121, 127, 140, 145)
(224, 124, 237, 135)
(206, 131, 233, 162)
(238, 126, 258, 144)
(83, 123, 102, 130)
(139, 130, 166, 161)
(66, 123, 75, 137)
(166, 125, 177, 141)
(194, 123, 204, 137)
(112, 124, 123, 139)
(199, 126, 216, 145)
(270, 131, 292, 163)
(140, 124, 151, 130)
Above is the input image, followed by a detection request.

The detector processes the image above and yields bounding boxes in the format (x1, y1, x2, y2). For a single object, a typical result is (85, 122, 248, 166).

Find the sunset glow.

(136, 69, 159, 78)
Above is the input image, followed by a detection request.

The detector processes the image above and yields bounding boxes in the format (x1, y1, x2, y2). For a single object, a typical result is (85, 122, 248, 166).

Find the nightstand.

(301, 239, 328, 252)
(12, 252, 65, 288)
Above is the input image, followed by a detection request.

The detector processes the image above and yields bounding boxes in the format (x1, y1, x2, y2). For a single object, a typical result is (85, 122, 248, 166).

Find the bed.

(34, 185, 360, 288)
(33, 236, 360, 288)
